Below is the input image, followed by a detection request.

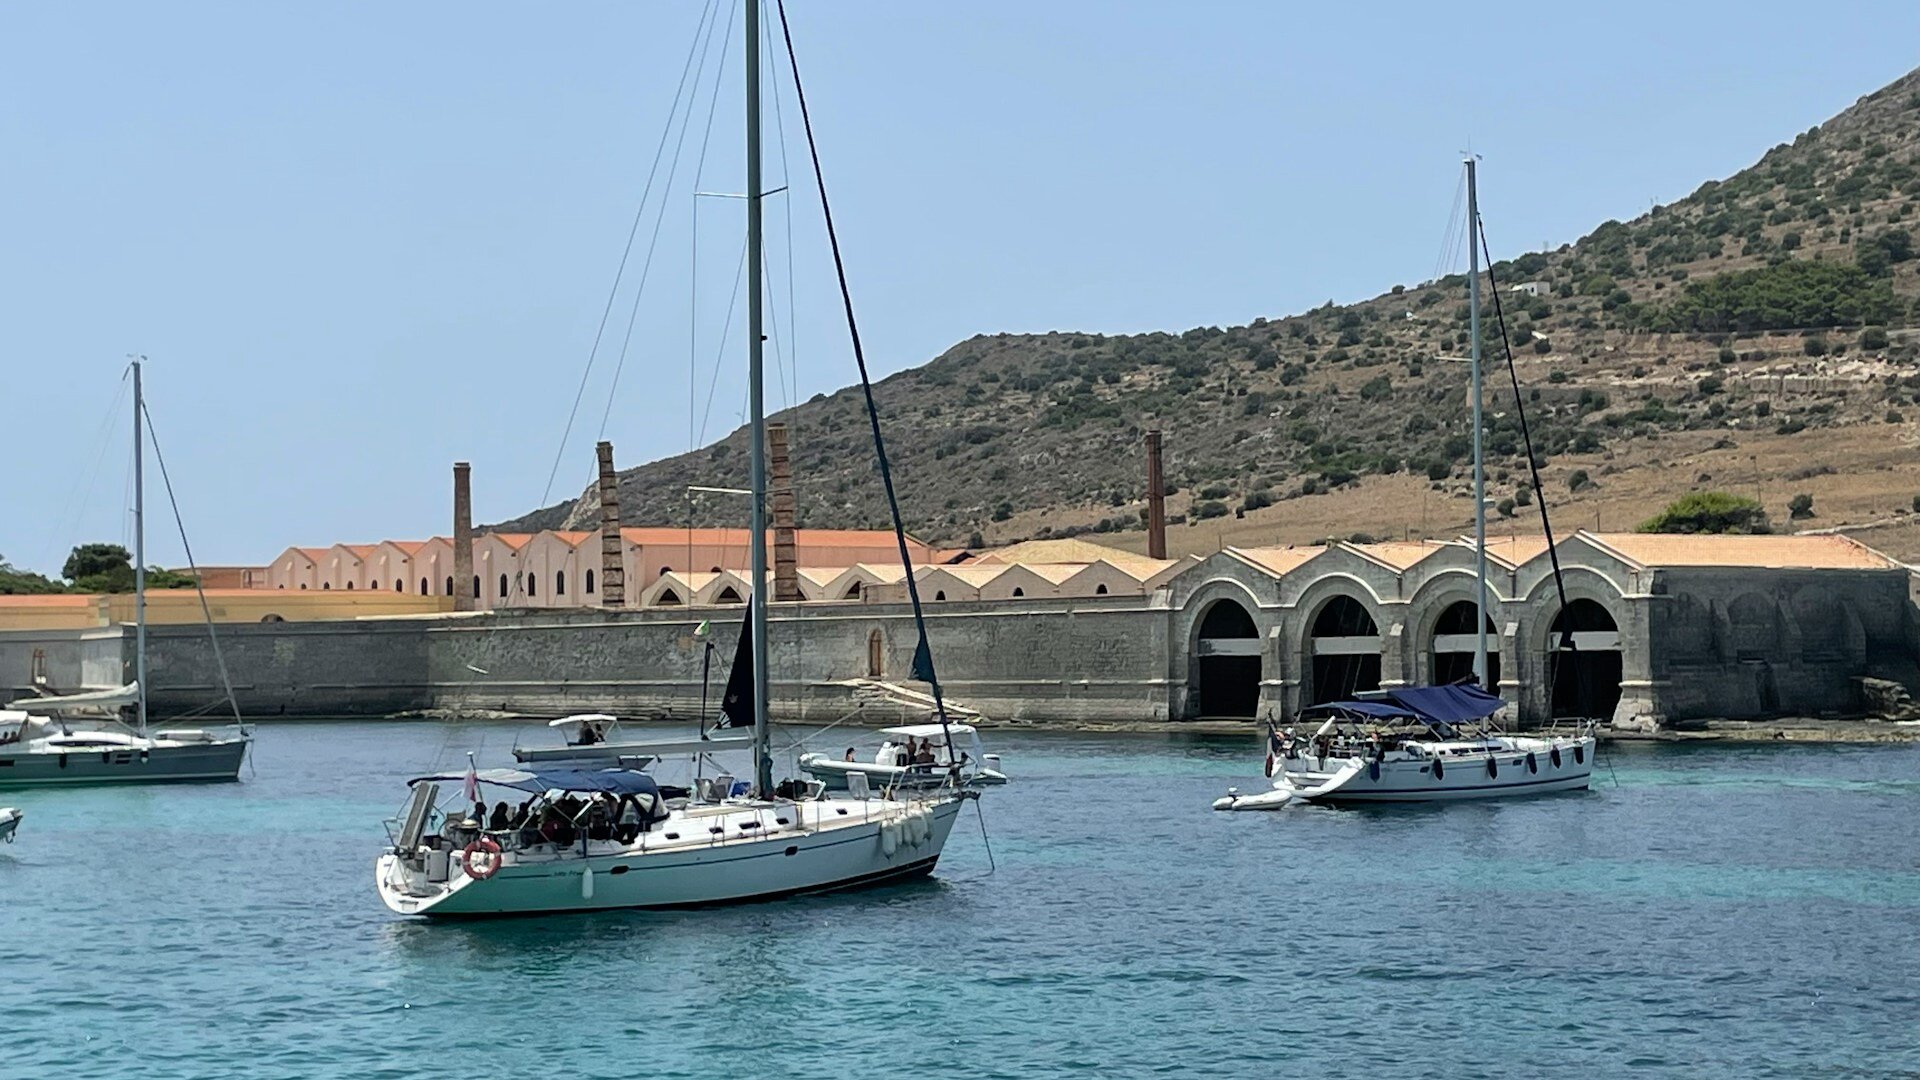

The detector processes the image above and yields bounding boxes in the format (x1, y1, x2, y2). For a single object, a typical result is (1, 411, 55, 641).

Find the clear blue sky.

(3, 1, 1916, 575)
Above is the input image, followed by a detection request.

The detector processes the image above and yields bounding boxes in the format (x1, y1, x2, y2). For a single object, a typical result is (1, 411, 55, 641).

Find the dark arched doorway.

(1548, 598, 1623, 720)
(1309, 595, 1380, 705)
(1193, 599, 1261, 718)
(867, 630, 884, 677)
(1432, 599, 1501, 688)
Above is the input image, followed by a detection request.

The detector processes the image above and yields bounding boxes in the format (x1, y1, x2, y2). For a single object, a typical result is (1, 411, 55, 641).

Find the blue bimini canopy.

(411, 766, 662, 798)
(1302, 700, 1420, 721)
(1381, 683, 1504, 725)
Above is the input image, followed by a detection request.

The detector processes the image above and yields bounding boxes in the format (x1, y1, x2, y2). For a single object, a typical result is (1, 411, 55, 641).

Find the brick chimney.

(1145, 430, 1167, 559)
(768, 422, 802, 602)
(595, 441, 625, 608)
(452, 462, 474, 612)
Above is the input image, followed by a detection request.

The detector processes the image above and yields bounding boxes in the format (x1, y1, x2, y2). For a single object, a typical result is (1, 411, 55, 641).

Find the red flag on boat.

(463, 754, 479, 804)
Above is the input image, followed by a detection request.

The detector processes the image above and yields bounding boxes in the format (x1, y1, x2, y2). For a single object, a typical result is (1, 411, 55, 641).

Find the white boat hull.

(1277, 736, 1596, 803)
(799, 755, 1007, 791)
(0, 807, 19, 843)
(378, 796, 965, 918)
(0, 736, 249, 788)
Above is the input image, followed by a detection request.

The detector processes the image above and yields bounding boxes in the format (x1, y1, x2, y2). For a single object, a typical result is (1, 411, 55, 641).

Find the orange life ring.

(462, 836, 503, 880)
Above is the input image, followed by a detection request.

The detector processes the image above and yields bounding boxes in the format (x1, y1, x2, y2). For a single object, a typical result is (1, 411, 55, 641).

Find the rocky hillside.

(501, 68, 1920, 559)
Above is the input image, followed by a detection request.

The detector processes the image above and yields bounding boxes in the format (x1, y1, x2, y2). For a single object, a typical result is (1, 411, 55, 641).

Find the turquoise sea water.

(2, 723, 1917, 1079)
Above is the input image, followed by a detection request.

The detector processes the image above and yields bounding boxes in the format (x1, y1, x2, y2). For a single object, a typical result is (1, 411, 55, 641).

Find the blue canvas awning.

(410, 766, 662, 798)
(1302, 700, 1420, 721)
(1381, 683, 1504, 724)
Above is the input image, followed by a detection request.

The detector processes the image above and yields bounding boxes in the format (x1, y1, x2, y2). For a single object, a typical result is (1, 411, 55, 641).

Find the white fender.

(907, 808, 928, 846)
(581, 865, 595, 900)
(880, 820, 899, 857)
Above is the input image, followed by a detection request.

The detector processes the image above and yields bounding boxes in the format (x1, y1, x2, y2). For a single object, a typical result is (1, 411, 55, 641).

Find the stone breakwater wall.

(0, 597, 1172, 724)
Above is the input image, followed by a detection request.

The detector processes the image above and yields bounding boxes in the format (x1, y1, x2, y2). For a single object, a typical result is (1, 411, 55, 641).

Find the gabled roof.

(1349, 541, 1448, 571)
(540, 531, 594, 548)
(380, 540, 428, 555)
(338, 544, 377, 558)
(1583, 531, 1901, 570)
(293, 547, 329, 563)
(1478, 535, 1552, 570)
(971, 538, 1140, 565)
(617, 527, 926, 550)
(479, 533, 533, 551)
(1229, 545, 1326, 577)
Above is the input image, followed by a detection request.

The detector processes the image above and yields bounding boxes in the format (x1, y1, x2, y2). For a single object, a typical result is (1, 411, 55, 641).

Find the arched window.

(717, 586, 743, 604)
(934, 590, 946, 601)
(472, 576, 481, 598)
(498, 574, 508, 598)
(278, 584, 286, 590)
(555, 570, 566, 596)
(867, 630, 884, 677)
(444, 576, 453, 596)
(1095, 583, 1109, 595)
(1011, 587, 1024, 598)
(709, 566, 722, 574)
(299, 584, 308, 590)
(527, 573, 536, 598)
(844, 581, 863, 600)
(586, 569, 595, 594)
(660, 566, 673, 577)
(394, 579, 403, 592)
(419, 578, 428, 595)
(323, 582, 331, 590)
(345, 581, 354, 590)
(657, 588, 682, 605)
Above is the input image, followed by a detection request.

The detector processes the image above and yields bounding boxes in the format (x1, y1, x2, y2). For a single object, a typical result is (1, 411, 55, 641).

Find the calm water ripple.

(1, 725, 1917, 1078)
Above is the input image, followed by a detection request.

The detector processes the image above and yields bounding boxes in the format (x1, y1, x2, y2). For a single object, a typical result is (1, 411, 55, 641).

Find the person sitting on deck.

(616, 795, 643, 843)
(577, 720, 602, 745)
(912, 741, 936, 769)
(584, 795, 612, 842)
(844, 747, 857, 762)
(488, 801, 511, 831)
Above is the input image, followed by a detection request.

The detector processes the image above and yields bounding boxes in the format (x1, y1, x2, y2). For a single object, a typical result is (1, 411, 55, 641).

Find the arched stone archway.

(1431, 599, 1501, 688)
(1192, 598, 1261, 718)
(1308, 594, 1381, 704)
(1547, 598, 1623, 720)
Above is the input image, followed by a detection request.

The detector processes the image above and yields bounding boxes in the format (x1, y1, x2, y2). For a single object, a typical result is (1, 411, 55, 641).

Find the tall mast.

(744, 0, 773, 796)
(132, 356, 149, 735)
(1467, 158, 1489, 688)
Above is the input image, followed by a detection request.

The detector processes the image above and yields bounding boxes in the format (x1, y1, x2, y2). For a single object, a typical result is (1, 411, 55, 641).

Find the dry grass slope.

(500, 68, 1920, 561)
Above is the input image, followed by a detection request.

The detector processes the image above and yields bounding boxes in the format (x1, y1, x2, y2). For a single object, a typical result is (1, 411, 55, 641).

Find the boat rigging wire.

(538, 0, 723, 508)
(139, 398, 244, 729)
(1475, 213, 1583, 715)
(39, 373, 129, 572)
(687, 0, 742, 452)
(773, 0, 960, 764)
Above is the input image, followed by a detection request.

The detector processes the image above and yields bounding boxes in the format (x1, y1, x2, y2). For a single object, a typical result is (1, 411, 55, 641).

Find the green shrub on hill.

(1637, 492, 1771, 534)
(1644, 260, 1897, 332)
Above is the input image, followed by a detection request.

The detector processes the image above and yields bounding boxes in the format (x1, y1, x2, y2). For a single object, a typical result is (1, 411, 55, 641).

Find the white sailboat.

(1214, 159, 1595, 810)
(377, 0, 973, 916)
(0, 359, 251, 788)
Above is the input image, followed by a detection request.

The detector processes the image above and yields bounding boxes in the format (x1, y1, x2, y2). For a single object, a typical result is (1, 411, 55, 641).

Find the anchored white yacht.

(380, 0, 977, 917)
(0, 358, 250, 789)
(800, 723, 1008, 791)
(1213, 684, 1594, 809)
(0, 701, 248, 787)
(377, 762, 965, 917)
(1214, 159, 1598, 811)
